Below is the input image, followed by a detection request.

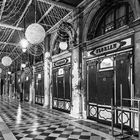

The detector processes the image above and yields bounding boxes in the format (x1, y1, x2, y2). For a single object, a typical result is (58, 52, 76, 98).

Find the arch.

(83, 0, 138, 42)
(51, 22, 77, 55)
(57, 22, 77, 44)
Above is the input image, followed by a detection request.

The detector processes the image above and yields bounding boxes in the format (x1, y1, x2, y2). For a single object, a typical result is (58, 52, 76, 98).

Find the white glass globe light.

(2, 56, 12, 66)
(21, 63, 26, 68)
(25, 23, 45, 44)
(8, 71, 11, 75)
(59, 42, 68, 50)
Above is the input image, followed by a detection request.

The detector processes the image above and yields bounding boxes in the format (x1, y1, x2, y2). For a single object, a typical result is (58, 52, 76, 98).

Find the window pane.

(116, 5, 126, 19)
(105, 9, 114, 24)
(105, 9, 114, 32)
(100, 57, 113, 69)
(94, 3, 134, 38)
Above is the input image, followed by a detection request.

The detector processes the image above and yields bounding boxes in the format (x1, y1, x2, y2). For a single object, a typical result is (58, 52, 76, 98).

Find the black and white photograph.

(0, 0, 139, 140)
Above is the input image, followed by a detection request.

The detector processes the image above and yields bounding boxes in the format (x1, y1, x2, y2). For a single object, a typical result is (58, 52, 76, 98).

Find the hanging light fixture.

(2, 56, 12, 66)
(21, 63, 26, 68)
(25, 23, 45, 45)
(25, 0, 45, 45)
(59, 41, 68, 50)
(8, 71, 11, 75)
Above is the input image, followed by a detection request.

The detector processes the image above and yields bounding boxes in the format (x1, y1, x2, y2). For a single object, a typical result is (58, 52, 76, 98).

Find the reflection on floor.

(0, 96, 137, 140)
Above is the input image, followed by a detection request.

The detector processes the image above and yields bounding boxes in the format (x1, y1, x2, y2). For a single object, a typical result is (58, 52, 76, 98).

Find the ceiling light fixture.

(2, 56, 12, 66)
(8, 71, 11, 75)
(21, 63, 26, 68)
(59, 41, 68, 50)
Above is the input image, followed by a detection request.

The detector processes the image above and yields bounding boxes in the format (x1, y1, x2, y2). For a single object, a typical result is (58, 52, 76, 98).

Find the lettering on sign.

(35, 66, 43, 73)
(91, 42, 120, 55)
(88, 37, 132, 56)
(54, 57, 70, 67)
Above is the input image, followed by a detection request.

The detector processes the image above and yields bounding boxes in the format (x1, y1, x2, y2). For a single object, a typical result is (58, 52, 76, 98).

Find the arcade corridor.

(0, 95, 116, 140)
(1, 0, 140, 140)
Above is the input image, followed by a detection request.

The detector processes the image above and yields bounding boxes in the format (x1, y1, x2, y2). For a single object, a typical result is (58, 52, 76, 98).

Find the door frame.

(52, 65, 72, 113)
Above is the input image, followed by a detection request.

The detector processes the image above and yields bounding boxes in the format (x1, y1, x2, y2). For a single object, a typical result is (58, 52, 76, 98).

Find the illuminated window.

(58, 68, 64, 76)
(100, 57, 113, 69)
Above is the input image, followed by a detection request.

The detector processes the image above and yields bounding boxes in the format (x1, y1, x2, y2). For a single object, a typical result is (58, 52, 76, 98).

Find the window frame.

(95, 3, 134, 37)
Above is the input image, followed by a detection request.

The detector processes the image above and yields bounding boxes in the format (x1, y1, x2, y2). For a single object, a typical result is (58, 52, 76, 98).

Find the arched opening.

(86, 1, 135, 131)
(87, 2, 134, 40)
(52, 22, 76, 56)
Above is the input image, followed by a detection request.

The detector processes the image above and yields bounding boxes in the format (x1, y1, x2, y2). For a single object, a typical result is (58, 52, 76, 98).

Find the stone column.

(29, 66, 35, 103)
(5, 74, 8, 97)
(29, 82, 33, 103)
(43, 52, 51, 108)
(0, 79, 1, 96)
(71, 47, 82, 118)
(135, 31, 140, 98)
(81, 49, 87, 119)
(9, 84, 12, 98)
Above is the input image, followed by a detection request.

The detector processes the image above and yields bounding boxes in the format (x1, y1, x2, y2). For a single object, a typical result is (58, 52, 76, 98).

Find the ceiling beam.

(0, 0, 24, 31)
(0, 0, 33, 56)
(37, 0, 76, 11)
(37, 5, 54, 23)
(46, 11, 72, 33)
(0, 0, 6, 20)
(0, 41, 18, 46)
(0, 51, 18, 55)
(0, 23, 24, 31)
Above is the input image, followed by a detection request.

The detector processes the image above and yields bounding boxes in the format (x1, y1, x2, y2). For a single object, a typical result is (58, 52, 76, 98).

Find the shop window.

(58, 68, 64, 76)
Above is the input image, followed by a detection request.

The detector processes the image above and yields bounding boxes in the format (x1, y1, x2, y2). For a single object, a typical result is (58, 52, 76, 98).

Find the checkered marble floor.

(0, 95, 132, 140)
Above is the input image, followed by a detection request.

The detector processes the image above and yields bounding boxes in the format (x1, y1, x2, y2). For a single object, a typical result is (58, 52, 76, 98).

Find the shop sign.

(93, 42, 120, 55)
(88, 37, 132, 56)
(53, 57, 71, 67)
(35, 65, 43, 73)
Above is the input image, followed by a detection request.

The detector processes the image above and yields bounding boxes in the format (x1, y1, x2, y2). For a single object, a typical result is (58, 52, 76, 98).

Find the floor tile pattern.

(0, 96, 122, 140)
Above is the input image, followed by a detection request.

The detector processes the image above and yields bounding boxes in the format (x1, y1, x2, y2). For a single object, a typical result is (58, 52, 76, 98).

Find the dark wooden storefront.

(52, 57, 71, 113)
(34, 64, 44, 105)
(87, 36, 133, 129)
(23, 76, 31, 101)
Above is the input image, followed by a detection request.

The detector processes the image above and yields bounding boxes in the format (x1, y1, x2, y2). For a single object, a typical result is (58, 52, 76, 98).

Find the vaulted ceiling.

(0, 0, 83, 77)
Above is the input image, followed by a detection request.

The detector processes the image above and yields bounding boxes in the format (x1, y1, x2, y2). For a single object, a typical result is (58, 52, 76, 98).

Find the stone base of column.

(43, 104, 50, 109)
(70, 111, 83, 119)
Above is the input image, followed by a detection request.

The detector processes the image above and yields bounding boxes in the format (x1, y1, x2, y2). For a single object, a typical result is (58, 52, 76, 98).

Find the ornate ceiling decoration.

(0, 0, 82, 76)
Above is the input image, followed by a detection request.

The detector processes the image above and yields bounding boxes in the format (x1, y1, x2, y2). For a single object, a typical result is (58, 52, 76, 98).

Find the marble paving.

(0, 96, 137, 140)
